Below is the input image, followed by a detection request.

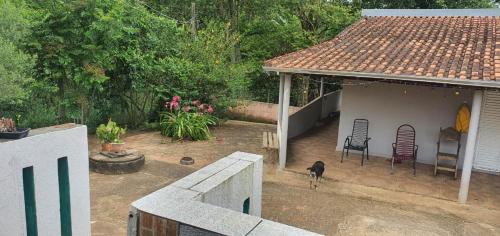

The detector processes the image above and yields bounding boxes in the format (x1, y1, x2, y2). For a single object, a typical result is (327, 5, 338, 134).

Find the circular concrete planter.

(89, 149, 145, 174)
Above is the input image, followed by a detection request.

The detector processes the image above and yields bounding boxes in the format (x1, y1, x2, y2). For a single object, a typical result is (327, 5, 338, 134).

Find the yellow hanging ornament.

(456, 103, 471, 133)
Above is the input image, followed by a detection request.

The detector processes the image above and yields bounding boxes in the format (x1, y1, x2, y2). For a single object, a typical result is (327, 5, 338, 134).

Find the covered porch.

(286, 117, 500, 210)
(274, 73, 487, 204)
(264, 9, 500, 204)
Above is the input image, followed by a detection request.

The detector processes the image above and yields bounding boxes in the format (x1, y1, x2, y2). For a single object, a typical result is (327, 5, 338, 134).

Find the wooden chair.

(391, 124, 418, 176)
(341, 119, 371, 165)
(262, 132, 279, 164)
(434, 127, 461, 179)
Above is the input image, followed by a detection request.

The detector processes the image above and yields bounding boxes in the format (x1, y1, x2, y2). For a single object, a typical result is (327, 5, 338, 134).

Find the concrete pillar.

(320, 78, 325, 118)
(127, 206, 138, 236)
(277, 74, 285, 139)
(320, 78, 324, 97)
(278, 74, 292, 170)
(458, 90, 483, 203)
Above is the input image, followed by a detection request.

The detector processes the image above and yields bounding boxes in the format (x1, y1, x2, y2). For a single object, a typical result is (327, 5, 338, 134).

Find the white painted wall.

(337, 81, 472, 166)
(0, 125, 90, 236)
(288, 91, 341, 139)
(321, 91, 342, 119)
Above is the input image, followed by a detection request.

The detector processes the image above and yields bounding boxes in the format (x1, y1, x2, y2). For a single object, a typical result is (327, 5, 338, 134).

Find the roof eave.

(263, 66, 500, 89)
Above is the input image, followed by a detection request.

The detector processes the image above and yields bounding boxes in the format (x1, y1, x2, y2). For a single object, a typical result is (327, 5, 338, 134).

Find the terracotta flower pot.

(101, 143, 112, 152)
(110, 143, 124, 153)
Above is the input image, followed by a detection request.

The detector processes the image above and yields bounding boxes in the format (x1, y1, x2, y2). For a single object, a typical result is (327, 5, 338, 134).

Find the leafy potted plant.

(96, 119, 126, 152)
(0, 117, 30, 139)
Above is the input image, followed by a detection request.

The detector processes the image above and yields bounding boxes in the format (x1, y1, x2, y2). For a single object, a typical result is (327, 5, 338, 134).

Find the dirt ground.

(263, 170, 500, 236)
(89, 120, 500, 236)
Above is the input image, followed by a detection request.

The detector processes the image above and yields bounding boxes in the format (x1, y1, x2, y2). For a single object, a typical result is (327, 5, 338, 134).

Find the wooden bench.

(262, 132, 279, 164)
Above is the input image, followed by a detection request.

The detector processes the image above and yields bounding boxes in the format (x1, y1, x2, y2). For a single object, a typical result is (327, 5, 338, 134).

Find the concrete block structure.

(0, 124, 90, 236)
(128, 151, 322, 236)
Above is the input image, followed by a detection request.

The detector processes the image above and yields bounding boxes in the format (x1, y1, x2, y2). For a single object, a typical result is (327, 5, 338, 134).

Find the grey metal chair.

(341, 119, 371, 165)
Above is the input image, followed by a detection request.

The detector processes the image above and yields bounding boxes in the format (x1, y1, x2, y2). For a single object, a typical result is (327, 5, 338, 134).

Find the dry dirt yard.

(89, 120, 500, 236)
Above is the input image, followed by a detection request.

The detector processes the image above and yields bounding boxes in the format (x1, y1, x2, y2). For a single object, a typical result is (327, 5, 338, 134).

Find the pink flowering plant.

(160, 96, 218, 141)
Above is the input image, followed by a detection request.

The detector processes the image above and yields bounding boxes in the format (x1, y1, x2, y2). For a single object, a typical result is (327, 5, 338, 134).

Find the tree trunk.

(299, 76, 310, 106)
(230, 0, 241, 63)
(58, 77, 66, 123)
(191, 2, 197, 39)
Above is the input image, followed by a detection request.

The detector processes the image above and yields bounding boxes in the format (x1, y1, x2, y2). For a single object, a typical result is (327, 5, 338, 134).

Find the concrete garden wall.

(337, 81, 472, 166)
(0, 124, 90, 236)
(129, 151, 322, 236)
(227, 100, 300, 123)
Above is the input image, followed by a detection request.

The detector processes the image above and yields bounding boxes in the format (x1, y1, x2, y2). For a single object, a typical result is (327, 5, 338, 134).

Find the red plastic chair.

(391, 124, 418, 176)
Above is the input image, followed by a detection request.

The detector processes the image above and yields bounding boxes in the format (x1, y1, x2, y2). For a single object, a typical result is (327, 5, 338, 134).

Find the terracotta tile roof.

(264, 16, 500, 83)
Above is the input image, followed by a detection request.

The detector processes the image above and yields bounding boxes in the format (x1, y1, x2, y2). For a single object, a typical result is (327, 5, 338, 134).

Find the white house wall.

(0, 125, 90, 236)
(337, 81, 473, 166)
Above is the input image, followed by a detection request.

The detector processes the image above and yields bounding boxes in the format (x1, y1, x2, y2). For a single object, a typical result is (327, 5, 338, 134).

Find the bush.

(160, 96, 218, 141)
(18, 102, 58, 129)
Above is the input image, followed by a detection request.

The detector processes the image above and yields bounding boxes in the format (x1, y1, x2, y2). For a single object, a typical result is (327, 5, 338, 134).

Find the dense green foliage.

(0, 1, 33, 105)
(0, 0, 496, 131)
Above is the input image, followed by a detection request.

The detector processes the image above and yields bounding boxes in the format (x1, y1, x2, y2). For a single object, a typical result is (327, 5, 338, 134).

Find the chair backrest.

(351, 119, 369, 146)
(439, 127, 461, 143)
(394, 124, 416, 155)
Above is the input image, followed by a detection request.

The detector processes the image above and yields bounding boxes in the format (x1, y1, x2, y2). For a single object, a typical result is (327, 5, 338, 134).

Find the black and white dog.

(307, 161, 325, 190)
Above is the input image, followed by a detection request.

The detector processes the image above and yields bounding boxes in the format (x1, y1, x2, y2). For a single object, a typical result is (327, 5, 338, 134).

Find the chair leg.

(341, 148, 345, 163)
(434, 157, 438, 176)
(361, 150, 365, 166)
(366, 145, 369, 160)
(454, 160, 458, 179)
(413, 159, 416, 176)
(346, 148, 350, 157)
(391, 157, 395, 175)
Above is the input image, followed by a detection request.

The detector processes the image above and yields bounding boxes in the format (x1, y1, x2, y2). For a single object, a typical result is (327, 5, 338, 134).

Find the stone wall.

(227, 100, 300, 123)
(129, 152, 322, 236)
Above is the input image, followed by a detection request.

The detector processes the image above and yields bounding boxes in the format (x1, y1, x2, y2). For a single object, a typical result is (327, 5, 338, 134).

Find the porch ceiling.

(264, 10, 500, 89)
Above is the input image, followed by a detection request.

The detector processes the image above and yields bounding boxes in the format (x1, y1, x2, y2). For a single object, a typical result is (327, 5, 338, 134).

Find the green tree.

(0, 0, 33, 105)
(0, 39, 33, 104)
(85, 0, 183, 127)
(27, 1, 110, 122)
(26, 0, 184, 127)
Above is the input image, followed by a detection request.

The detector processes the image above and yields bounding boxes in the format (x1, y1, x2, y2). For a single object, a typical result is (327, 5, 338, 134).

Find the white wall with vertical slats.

(0, 125, 90, 236)
(474, 91, 500, 172)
